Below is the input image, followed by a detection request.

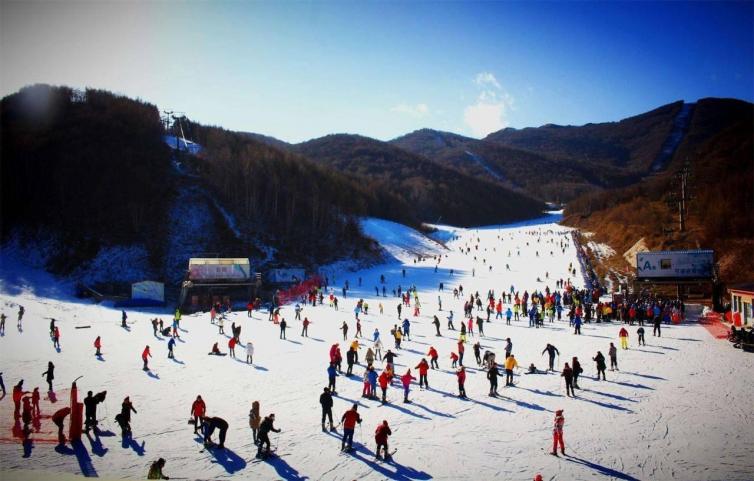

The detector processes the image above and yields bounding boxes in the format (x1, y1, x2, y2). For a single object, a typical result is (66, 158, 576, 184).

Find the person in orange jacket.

(142, 346, 151, 370)
(427, 346, 439, 369)
(414, 358, 430, 389)
(400, 369, 416, 403)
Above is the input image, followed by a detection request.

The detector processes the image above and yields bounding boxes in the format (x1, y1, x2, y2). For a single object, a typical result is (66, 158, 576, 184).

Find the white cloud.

(390, 103, 429, 118)
(474, 72, 502, 90)
(464, 71, 514, 137)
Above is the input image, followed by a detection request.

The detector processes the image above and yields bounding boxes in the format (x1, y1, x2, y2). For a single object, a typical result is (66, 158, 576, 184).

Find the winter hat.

(534, 474, 543, 481)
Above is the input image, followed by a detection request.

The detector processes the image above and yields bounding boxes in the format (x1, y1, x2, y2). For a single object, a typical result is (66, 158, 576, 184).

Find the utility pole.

(666, 157, 693, 233)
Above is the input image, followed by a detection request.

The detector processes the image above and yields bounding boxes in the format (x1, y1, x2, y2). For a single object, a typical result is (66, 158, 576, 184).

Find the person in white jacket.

(373, 338, 383, 361)
(246, 341, 254, 364)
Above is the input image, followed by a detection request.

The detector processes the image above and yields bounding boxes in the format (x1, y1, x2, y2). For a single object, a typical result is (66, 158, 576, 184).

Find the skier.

(142, 346, 152, 371)
(504, 354, 518, 386)
(320, 387, 334, 431)
(473, 342, 482, 366)
(428, 346, 439, 369)
(147, 458, 169, 479)
(457, 341, 465, 366)
(52, 326, 61, 349)
(574, 315, 582, 335)
(279, 318, 287, 339)
(378, 370, 390, 403)
(295, 303, 302, 320)
(340, 404, 362, 451)
(229, 337, 237, 358)
(367, 366, 378, 398)
(246, 341, 254, 364)
(487, 362, 501, 396)
(402, 318, 411, 341)
(249, 401, 261, 444)
(561, 363, 575, 397)
(346, 347, 356, 376)
(456, 367, 467, 398)
(191, 395, 206, 434)
(341, 321, 349, 341)
(302, 317, 311, 337)
(256, 413, 280, 458)
(551, 409, 565, 456)
(505, 338, 513, 358)
(94, 336, 102, 356)
(505, 307, 512, 325)
(542, 343, 560, 372)
(375, 420, 392, 460)
(415, 358, 430, 389)
(400, 369, 416, 403)
(593, 351, 607, 380)
(572, 357, 583, 389)
(202, 416, 229, 449)
(608, 343, 618, 371)
(637, 326, 646, 346)
(42, 361, 55, 391)
(218, 316, 224, 335)
(447, 311, 455, 330)
(450, 351, 459, 368)
(374, 338, 383, 361)
(619, 327, 629, 349)
(116, 396, 137, 437)
(327, 363, 338, 394)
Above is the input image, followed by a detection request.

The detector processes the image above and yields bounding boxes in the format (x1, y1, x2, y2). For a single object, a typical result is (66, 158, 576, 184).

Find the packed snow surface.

(1, 216, 752, 481)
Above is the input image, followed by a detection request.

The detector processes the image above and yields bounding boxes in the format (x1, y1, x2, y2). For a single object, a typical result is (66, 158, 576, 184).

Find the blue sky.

(2, 1, 752, 142)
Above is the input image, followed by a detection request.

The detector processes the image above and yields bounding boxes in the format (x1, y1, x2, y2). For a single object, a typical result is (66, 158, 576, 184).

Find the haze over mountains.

(1, 84, 752, 288)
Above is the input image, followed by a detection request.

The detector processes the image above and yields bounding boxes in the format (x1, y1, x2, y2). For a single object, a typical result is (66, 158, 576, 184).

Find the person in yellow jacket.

(504, 354, 518, 386)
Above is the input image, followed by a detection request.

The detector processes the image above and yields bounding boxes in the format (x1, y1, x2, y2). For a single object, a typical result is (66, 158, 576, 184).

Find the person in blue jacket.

(401, 319, 411, 341)
(327, 363, 338, 394)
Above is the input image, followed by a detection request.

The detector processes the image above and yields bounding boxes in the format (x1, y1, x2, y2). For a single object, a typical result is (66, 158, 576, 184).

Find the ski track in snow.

(0, 216, 752, 480)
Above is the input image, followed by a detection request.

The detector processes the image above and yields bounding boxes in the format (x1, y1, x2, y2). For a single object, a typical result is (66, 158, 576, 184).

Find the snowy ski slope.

(0, 215, 752, 481)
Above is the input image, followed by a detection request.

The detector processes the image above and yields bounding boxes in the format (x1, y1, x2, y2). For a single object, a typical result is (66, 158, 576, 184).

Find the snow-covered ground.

(1, 216, 752, 481)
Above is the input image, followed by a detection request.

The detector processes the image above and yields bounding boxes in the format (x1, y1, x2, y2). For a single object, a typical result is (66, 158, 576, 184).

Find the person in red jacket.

(400, 369, 416, 403)
(340, 404, 362, 452)
(427, 346, 439, 369)
(190, 395, 206, 434)
(94, 336, 102, 356)
(52, 406, 72, 444)
(457, 341, 465, 366)
(450, 352, 459, 368)
(415, 359, 430, 389)
(142, 346, 151, 370)
(375, 420, 392, 460)
(456, 367, 467, 398)
(551, 409, 565, 456)
(618, 327, 629, 350)
(378, 370, 390, 404)
(229, 337, 237, 358)
(13, 380, 29, 418)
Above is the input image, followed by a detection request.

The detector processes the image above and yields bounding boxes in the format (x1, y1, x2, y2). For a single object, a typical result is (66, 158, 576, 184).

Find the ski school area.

(0, 215, 752, 481)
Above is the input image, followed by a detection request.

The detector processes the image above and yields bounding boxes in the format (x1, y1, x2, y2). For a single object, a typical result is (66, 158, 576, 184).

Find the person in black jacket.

(346, 348, 356, 376)
(257, 413, 280, 457)
(542, 344, 560, 372)
(84, 390, 107, 432)
(115, 396, 137, 437)
(561, 363, 575, 397)
(320, 387, 334, 431)
(593, 351, 606, 381)
(42, 362, 55, 391)
(571, 357, 583, 389)
(487, 362, 501, 396)
(202, 416, 229, 449)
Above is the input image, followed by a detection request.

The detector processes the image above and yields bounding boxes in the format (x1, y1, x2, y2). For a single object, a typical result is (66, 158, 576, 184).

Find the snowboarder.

(202, 416, 229, 449)
(551, 409, 565, 456)
(42, 361, 55, 391)
(320, 387, 334, 431)
(593, 351, 607, 380)
(147, 458, 169, 479)
(249, 401, 261, 444)
(375, 420, 392, 460)
(542, 344, 559, 372)
(562, 363, 575, 397)
(142, 346, 152, 370)
(340, 404, 362, 451)
(191, 395, 206, 434)
(94, 336, 102, 356)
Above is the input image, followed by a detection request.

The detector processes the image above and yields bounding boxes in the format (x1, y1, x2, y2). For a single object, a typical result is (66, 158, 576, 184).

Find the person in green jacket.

(148, 458, 169, 479)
